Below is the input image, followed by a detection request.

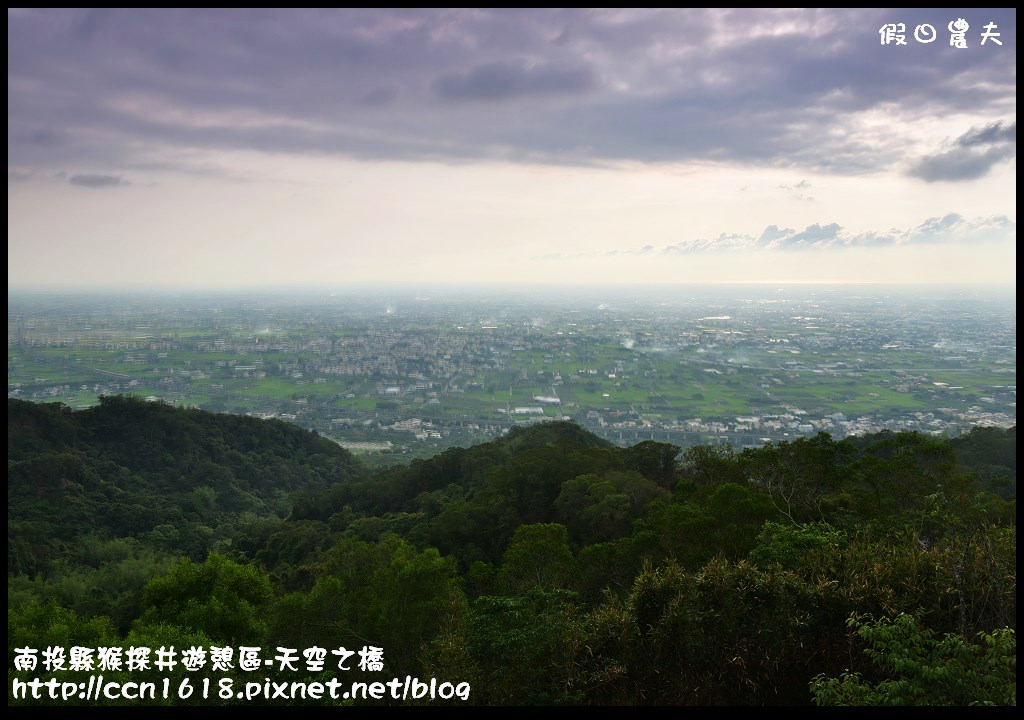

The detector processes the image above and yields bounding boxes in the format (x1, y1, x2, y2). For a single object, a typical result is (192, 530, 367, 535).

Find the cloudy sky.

(7, 8, 1016, 288)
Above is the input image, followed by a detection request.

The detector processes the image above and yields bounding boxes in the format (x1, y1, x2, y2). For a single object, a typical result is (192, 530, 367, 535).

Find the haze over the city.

(7, 8, 1017, 288)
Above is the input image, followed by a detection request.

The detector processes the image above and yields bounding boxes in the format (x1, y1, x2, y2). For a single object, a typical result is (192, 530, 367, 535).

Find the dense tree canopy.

(8, 398, 1016, 706)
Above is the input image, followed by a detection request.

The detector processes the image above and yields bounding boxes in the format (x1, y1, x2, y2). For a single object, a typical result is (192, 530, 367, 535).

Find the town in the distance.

(8, 284, 1015, 464)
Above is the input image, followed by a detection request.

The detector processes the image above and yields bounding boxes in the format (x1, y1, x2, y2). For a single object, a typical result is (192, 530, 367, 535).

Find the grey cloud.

(769, 222, 842, 249)
(659, 214, 1014, 254)
(73, 8, 111, 42)
(534, 213, 1014, 262)
(957, 121, 1016, 147)
(908, 145, 1015, 182)
(901, 213, 1014, 245)
(5, 9, 1017, 173)
(909, 120, 1016, 182)
(910, 213, 966, 239)
(29, 129, 62, 146)
(434, 60, 597, 101)
(758, 225, 794, 244)
(359, 87, 399, 106)
(68, 173, 129, 188)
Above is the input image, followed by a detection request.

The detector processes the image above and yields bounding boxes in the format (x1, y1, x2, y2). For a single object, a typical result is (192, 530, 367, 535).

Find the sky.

(7, 8, 1017, 289)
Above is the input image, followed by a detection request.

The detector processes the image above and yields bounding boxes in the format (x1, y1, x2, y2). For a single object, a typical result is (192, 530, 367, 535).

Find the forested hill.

(9, 395, 362, 486)
(9, 396, 364, 574)
(8, 398, 1017, 706)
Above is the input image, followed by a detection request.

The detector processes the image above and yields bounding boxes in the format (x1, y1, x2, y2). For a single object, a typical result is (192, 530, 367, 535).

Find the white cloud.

(650, 214, 1016, 254)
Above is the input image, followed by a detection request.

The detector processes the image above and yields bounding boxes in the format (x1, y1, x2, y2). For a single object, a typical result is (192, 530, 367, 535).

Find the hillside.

(8, 396, 364, 625)
(8, 397, 1016, 706)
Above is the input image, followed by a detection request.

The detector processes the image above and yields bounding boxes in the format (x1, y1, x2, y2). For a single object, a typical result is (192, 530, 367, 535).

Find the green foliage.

(811, 613, 1016, 706)
(8, 397, 364, 618)
(136, 553, 273, 645)
(576, 536, 650, 602)
(6, 398, 1017, 706)
(741, 433, 853, 525)
(424, 588, 586, 705)
(9, 599, 257, 707)
(750, 522, 846, 570)
(679, 442, 743, 487)
(8, 598, 119, 659)
(950, 426, 1016, 499)
(621, 440, 680, 488)
(646, 482, 777, 568)
(8, 541, 178, 633)
(8, 397, 364, 552)
(114, 622, 222, 706)
(272, 534, 466, 676)
(465, 560, 498, 597)
(582, 559, 847, 705)
(8, 600, 120, 706)
(554, 470, 667, 544)
(499, 523, 577, 593)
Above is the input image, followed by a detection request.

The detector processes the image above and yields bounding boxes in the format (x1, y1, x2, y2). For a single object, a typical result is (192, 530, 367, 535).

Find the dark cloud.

(435, 60, 597, 101)
(68, 173, 129, 188)
(957, 121, 1016, 147)
(359, 87, 399, 106)
(72, 8, 111, 42)
(908, 145, 1014, 182)
(5, 9, 1017, 173)
(909, 120, 1016, 182)
(29, 129, 62, 146)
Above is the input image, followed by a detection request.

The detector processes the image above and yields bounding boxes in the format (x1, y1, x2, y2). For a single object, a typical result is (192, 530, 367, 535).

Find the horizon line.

(9, 280, 1018, 292)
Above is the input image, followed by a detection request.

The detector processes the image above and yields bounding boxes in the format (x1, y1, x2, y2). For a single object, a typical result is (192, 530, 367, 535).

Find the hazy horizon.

(7, 281, 1017, 301)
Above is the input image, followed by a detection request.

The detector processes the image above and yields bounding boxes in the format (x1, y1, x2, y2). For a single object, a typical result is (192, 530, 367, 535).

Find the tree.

(811, 613, 1016, 706)
(423, 588, 586, 705)
(8, 600, 119, 706)
(749, 521, 846, 570)
(499, 523, 577, 593)
(276, 534, 466, 676)
(623, 440, 680, 488)
(741, 433, 851, 526)
(554, 471, 665, 544)
(136, 553, 273, 645)
(583, 559, 841, 705)
(679, 442, 743, 487)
